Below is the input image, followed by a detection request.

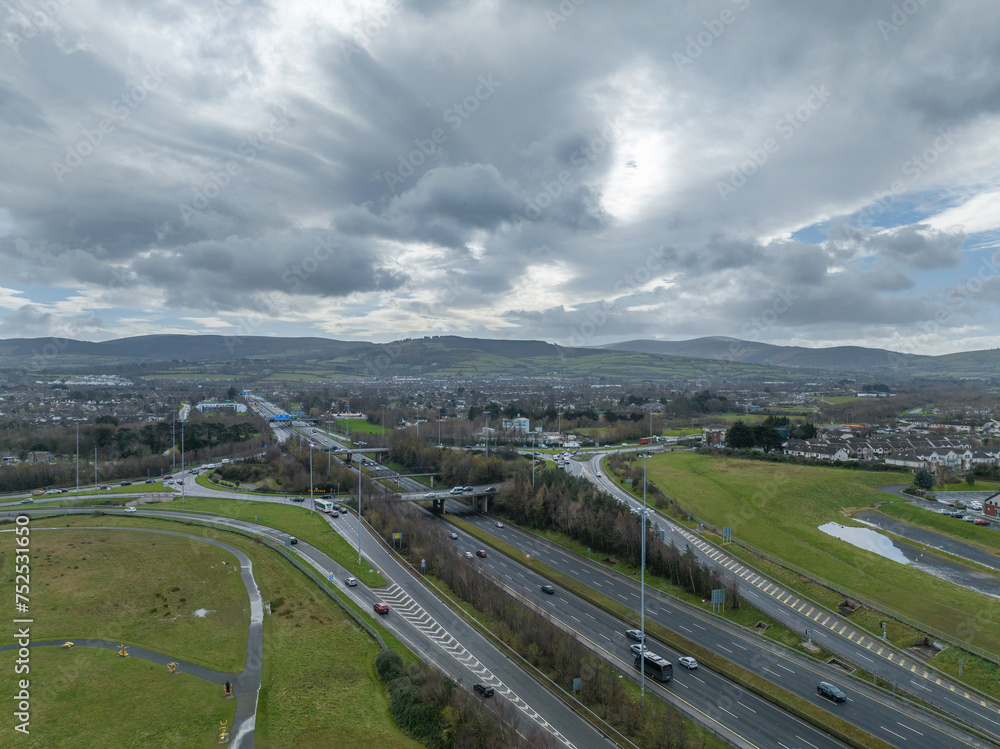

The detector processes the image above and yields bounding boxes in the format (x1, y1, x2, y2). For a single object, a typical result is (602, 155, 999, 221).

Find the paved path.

(0, 525, 263, 748)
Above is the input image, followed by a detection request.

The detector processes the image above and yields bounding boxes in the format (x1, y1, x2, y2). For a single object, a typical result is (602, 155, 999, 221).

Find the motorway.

(573, 451, 1000, 745)
(7, 501, 614, 749)
(449, 501, 988, 749)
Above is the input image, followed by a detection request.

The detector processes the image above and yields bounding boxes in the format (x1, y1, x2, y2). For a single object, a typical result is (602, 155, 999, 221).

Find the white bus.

(314, 499, 335, 513)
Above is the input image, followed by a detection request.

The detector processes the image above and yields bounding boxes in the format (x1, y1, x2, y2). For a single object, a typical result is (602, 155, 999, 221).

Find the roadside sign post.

(806, 628, 812, 649)
(420, 558, 426, 574)
(881, 620, 887, 640)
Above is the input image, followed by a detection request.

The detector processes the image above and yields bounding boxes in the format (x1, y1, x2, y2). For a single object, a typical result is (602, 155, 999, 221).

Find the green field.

(330, 418, 385, 436)
(645, 452, 1000, 656)
(0, 529, 248, 671)
(0, 647, 234, 747)
(0, 515, 418, 748)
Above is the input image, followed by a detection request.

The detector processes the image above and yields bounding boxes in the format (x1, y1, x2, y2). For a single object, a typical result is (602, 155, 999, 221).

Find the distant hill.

(0, 335, 372, 365)
(0, 333, 996, 381)
(600, 337, 958, 374)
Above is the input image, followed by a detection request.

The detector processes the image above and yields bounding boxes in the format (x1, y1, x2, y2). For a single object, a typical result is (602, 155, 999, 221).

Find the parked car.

(344, 577, 357, 587)
(974, 518, 990, 526)
(963, 515, 977, 522)
(474, 682, 494, 697)
(678, 656, 698, 670)
(817, 681, 846, 702)
(476, 549, 487, 558)
(540, 584, 555, 594)
(625, 629, 644, 642)
(373, 602, 389, 615)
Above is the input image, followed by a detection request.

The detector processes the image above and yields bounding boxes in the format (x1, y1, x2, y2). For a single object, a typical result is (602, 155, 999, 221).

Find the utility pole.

(357, 467, 363, 566)
(309, 443, 314, 507)
(641, 451, 648, 708)
(181, 413, 185, 503)
(75, 420, 80, 494)
(485, 412, 490, 458)
(172, 412, 176, 471)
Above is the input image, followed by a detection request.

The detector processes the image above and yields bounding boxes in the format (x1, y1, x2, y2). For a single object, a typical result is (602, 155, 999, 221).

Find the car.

(373, 602, 389, 615)
(120, 481, 131, 486)
(949, 511, 965, 518)
(331, 510, 339, 518)
(60, 488, 69, 493)
(464, 551, 475, 559)
(630, 643, 646, 656)
(124, 506, 137, 513)
(424, 492, 436, 499)
(100, 484, 110, 490)
(292, 496, 305, 502)
(449, 487, 464, 495)
(595, 473, 601, 478)
(176, 480, 183, 485)
(678, 656, 698, 670)
(974, 518, 990, 526)
(476, 549, 487, 558)
(20, 498, 33, 504)
(486, 486, 497, 493)
(145, 478, 154, 484)
(473, 682, 494, 697)
(344, 577, 358, 587)
(463, 486, 474, 493)
(540, 584, 555, 595)
(495, 522, 504, 528)
(816, 681, 846, 702)
(46, 489, 61, 494)
(288, 536, 298, 545)
(963, 515, 977, 522)
(625, 629, 644, 642)
(449, 532, 459, 540)
(321, 494, 333, 500)
(969, 501, 983, 510)
(164, 475, 173, 480)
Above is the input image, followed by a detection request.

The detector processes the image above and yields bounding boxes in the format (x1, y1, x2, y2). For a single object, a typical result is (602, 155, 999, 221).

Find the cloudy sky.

(1, 0, 999, 355)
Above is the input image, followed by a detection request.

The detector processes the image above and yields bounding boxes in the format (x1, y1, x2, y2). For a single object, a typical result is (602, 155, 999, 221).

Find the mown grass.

(0, 528, 248, 671)
(143, 496, 388, 588)
(0, 647, 234, 747)
(646, 452, 1000, 659)
(4, 513, 420, 748)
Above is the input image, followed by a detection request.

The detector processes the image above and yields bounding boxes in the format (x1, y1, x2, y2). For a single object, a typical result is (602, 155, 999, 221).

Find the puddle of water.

(818, 522, 909, 564)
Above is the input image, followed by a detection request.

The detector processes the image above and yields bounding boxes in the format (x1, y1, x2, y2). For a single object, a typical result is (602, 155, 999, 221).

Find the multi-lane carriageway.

(570, 451, 1000, 745)
(453, 503, 993, 749)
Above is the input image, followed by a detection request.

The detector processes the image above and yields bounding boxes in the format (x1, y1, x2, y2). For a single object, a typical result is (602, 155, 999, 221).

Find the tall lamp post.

(309, 442, 314, 509)
(640, 451, 648, 707)
(181, 411, 185, 503)
(357, 465, 363, 567)
(75, 419, 81, 494)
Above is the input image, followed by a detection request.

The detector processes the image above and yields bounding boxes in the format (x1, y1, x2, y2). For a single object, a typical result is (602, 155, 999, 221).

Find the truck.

(639, 436, 658, 445)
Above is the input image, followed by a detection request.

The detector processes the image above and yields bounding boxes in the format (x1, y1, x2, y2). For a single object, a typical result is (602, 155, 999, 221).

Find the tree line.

(363, 489, 704, 748)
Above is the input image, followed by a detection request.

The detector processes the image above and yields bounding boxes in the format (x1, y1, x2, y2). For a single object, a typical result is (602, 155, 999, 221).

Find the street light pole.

(181, 413, 186, 503)
(309, 442, 314, 508)
(75, 420, 80, 494)
(641, 451, 647, 708)
(485, 412, 490, 458)
(357, 466, 363, 567)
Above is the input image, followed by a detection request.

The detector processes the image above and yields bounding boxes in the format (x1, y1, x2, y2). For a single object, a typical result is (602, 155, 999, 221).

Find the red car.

(974, 518, 990, 526)
(373, 602, 389, 615)
(476, 549, 487, 558)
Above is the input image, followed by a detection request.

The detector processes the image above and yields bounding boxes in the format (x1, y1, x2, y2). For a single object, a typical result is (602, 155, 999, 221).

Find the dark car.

(817, 681, 846, 703)
(474, 682, 494, 697)
(145, 479, 154, 484)
(373, 602, 389, 615)
(120, 481, 131, 486)
(540, 584, 555, 595)
(292, 496, 305, 502)
(485, 486, 497, 493)
(476, 549, 487, 558)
